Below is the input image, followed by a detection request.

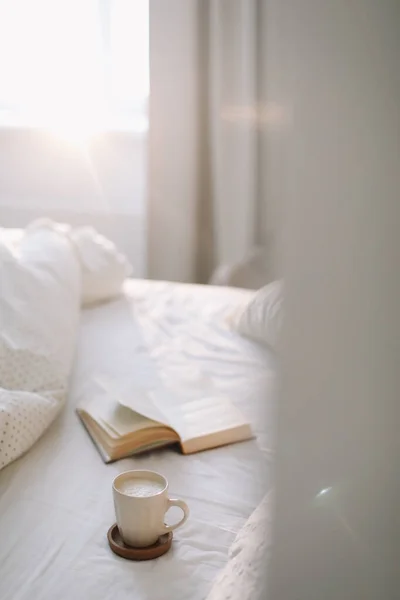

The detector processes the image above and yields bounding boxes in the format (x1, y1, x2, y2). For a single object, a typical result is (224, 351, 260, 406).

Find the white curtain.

(147, 0, 271, 285)
(207, 0, 258, 270)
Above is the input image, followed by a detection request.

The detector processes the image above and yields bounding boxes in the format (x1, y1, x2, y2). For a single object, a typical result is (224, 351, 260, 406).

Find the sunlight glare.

(44, 111, 105, 146)
(0, 0, 149, 143)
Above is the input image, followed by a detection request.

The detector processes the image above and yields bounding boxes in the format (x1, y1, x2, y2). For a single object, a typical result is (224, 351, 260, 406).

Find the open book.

(76, 380, 253, 462)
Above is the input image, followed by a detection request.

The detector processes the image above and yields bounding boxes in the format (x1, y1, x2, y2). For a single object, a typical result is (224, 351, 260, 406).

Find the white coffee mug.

(112, 469, 189, 548)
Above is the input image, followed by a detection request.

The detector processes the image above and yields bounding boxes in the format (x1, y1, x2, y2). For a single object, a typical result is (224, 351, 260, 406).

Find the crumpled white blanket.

(206, 492, 272, 600)
(0, 219, 131, 470)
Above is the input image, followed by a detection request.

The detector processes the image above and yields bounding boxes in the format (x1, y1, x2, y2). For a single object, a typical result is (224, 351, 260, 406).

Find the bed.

(0, 237, 274, 600)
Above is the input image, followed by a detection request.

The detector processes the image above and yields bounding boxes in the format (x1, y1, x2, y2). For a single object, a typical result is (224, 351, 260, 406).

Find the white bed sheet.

(0, 280, 275, 600)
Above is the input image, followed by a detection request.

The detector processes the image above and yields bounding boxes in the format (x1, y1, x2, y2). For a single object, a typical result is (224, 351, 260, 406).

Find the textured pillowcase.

(231, 280, 283, 349)
(0, 226, 82, 470)
(206, 492, 272, 600)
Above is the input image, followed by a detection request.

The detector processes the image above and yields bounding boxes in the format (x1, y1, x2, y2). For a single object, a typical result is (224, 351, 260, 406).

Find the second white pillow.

(231, 280, 283, 349)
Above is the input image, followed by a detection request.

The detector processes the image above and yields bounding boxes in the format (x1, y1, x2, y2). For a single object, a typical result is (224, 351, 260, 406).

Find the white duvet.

(0, 220, 131, 470)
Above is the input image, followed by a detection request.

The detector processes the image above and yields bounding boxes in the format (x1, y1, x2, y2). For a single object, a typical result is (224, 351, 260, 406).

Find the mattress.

(0, 279, 275, 600)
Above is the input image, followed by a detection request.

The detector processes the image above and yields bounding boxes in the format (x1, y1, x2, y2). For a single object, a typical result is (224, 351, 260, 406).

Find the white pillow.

(26, 220, 132, 306)
(231, 280, 283, 349)
(69, 226, 132, 306)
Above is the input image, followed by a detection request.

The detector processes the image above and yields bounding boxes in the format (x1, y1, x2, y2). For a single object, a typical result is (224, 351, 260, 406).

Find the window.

(0, 0, 148, 140)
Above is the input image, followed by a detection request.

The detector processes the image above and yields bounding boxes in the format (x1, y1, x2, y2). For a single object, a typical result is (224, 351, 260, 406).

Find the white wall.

(0, 128, 147, 275)
(266, 1, 400, 599)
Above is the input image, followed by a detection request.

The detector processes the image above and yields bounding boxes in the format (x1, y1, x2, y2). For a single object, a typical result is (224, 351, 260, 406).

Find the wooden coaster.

(107, 524, 173, 561)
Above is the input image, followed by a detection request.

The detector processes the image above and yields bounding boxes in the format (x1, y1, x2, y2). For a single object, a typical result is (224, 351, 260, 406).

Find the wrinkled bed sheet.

(0, 279, 275, 600)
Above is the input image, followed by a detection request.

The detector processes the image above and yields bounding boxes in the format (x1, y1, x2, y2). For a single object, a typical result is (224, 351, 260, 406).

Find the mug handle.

(163, 498, 189, 533)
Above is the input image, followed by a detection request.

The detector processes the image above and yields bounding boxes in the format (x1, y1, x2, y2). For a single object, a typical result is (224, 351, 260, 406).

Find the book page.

(78, 386, 162, 438)
(148, 389, 250, 443)
(93, 376, 169, 426)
